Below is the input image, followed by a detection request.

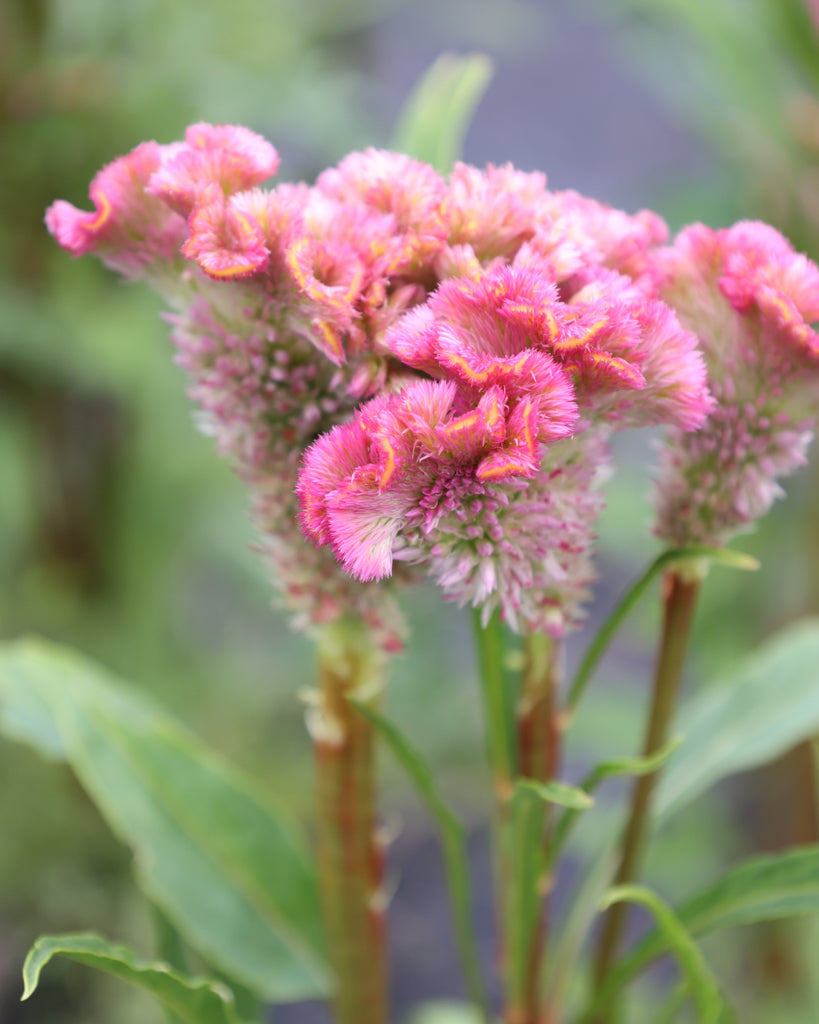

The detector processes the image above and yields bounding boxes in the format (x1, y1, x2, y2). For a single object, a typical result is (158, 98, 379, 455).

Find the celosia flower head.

(300, 261, 711, 633)
(653, 220, 819, 546)
(46, 122, 712, 641)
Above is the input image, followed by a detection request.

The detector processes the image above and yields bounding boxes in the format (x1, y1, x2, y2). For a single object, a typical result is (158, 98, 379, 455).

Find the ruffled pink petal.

(148, 123, 279, 216)
(325, 474, 411, 581)
(182, 190, 269, 279)
(298, 419, 373, 545)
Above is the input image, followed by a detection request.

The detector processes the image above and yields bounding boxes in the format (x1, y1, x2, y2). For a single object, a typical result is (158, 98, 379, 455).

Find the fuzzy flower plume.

(48, 123, 712, 640)
(300, 261, 711, 635)
(652, 221, 819, 546)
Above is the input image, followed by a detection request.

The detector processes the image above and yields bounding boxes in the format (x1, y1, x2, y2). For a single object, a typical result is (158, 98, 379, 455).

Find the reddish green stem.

(509, 633, 563, 1024)
(311, 623, 389, 1024)
(590, 570, 701, 1012)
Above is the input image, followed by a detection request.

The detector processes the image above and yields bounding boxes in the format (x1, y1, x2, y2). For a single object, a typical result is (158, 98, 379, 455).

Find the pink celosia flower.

(182, 185, 271, 280)
(524, 189, 669, 286)
(653, 220, 819, 546)
(387, 263, 711, 430)
(299, 261, 710, 633)
(45, 122, 711, 641)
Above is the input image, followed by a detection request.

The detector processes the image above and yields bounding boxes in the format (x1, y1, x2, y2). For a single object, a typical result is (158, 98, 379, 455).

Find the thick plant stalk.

(309, 620, 389, 1024)
(514, 632, 563, 1024)
(591, 570, 701, 1005)
(474, 615, 564, 1024)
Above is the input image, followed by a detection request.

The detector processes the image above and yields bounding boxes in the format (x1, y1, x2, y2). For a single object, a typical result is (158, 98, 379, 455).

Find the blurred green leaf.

(407, 1002, 484, 1024)
(599, 846, 819, 1004)
(548, 740, 681, 871)
(583, 885, 724, 1024)
(657, 619, 819, 821)
(23, 933, 240, 1024)
(582, 736, 684, 790)
(391, 52, 493, 171)
(0, 638, 330, 1002)
(351, 699, 490, 1023)
(567, 545, 758, 716)
(512, 777, 593, 811)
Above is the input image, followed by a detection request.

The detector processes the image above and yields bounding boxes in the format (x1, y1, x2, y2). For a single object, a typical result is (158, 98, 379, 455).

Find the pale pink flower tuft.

(147, 122, 279, 216)
(316, 149, 449, 275)
(444, 162, 547, 262)
(299, 260, 710, 633)
(653, 221, 819, 546)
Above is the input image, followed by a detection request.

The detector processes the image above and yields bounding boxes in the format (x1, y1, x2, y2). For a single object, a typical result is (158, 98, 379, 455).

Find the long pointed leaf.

(657, 620, 819, 821)
(582, 885, 724, 1024)
(0, 638, 329, 1001)
(391, 53, 493, 171)
(610, 844, 819, 990)
(23, 933, 240, 1024)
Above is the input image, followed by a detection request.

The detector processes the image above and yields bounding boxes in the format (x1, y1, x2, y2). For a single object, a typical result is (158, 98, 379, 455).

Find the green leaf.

(407, 1002, 484, 1024)
(391, 53, 493, 171)
(582, 736, 684, 790)
(567, 545, 758, 716)
(512, 777, 593, 811)
(0, 639, 330, 1002)
(351, 699, 490, 1024)
(584, 885, 724, 1024)
(657, 619, 819, 821)
(615, 845, 819, 988)
(547, 741, 681, 872)
(23, 933, 240, 1024)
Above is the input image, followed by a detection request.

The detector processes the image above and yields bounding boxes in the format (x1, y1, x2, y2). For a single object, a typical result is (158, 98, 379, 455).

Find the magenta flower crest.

(45, 123, 710, 640)
(299, 261, 711, 633)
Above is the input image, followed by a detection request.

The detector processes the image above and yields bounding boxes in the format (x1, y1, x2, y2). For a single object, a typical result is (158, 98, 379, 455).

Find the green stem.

(567, 545, 756, 720)
(473, 609, 516, 785)
(590, 570, 701, 1016)
(513, 632, 563, 1024)
(311, 621, 389, 1024)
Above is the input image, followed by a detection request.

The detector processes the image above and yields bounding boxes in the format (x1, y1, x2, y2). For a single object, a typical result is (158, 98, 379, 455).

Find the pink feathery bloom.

(46, 124, 712, 641)
(299, 262, 711, 633)
(44, 141, 189, 276)
(46, 127, 415, 651)
(387, 262, 711, 430)
(315, 149, 449, 276)
(444, 162, 547, 262)
(523, 189, 669, 286)
(147, 122, 279, 215)
(653, 220, 819, 546)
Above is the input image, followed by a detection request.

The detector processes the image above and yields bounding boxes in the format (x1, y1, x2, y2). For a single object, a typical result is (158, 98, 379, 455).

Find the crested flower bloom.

(300, 262, 711, 634)
(47, 121, 713, 640)
(652, 220, 819, 547)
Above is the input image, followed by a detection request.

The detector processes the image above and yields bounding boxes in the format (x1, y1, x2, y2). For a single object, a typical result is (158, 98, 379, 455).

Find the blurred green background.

(4, 0, 819, 1021)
